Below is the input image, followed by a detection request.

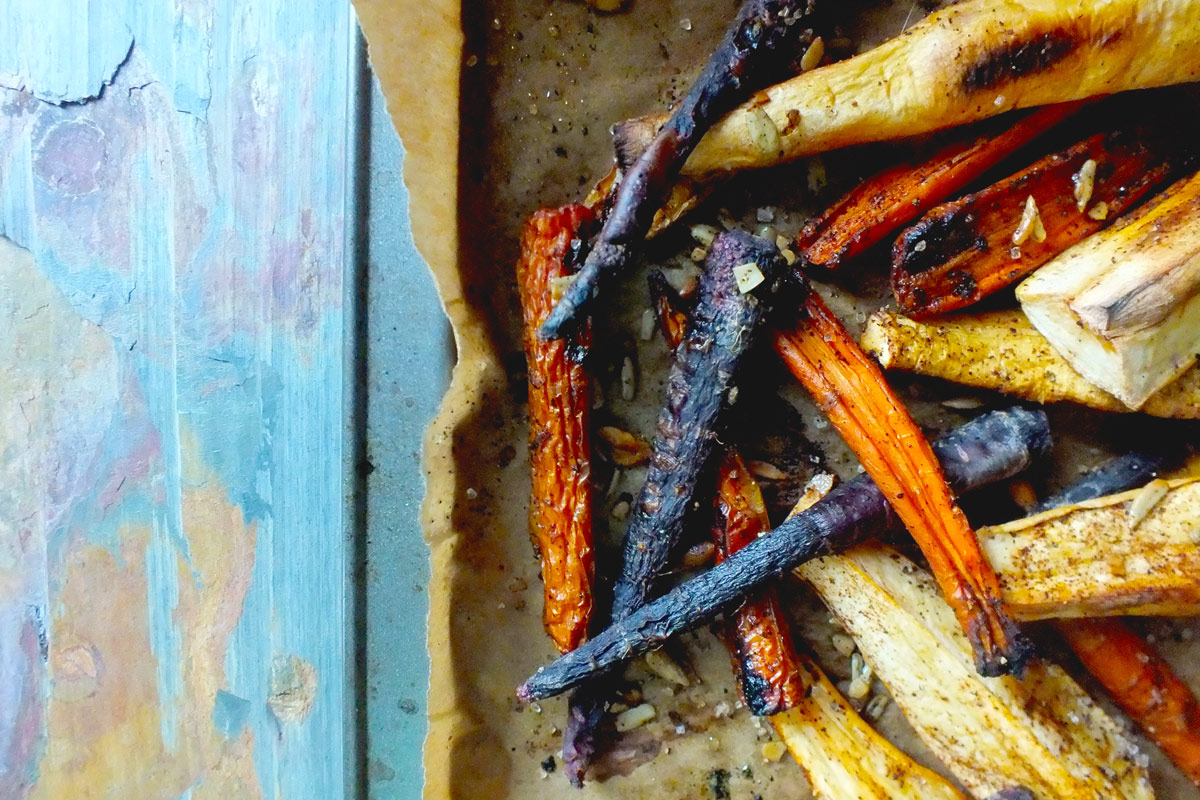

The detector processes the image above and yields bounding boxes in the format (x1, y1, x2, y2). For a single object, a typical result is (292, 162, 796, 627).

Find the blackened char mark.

(895, 208, 988, 276)
(987, 788, 1035, 800)
(611, 230, 784, 620)
(962, 28, 1079, 93)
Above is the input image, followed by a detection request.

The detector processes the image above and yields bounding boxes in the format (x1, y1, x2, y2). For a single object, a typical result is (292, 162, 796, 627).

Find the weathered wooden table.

(0, 3, 445, 797)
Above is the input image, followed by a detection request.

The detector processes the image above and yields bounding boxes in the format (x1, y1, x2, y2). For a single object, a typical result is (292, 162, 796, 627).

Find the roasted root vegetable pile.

(508, 0, 1200, 795)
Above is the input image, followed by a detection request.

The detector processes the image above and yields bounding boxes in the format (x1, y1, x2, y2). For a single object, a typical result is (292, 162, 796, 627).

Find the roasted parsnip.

(1018, 169, 1200, 408)
(800, 545, 1155, 800)
(775, 292, 1030, 676)
(893, 124, 1190, 317)
(771, 655, 969, 800)
(772, 475, 968, 800)
(860, 309, 1200, 419)
(518, 205, 598, 653)
(615, 0, 1200, 177)
(1022, 454, 1200, 788)
(979, 478, 1200, 619)
(798, 103, 1080, 271)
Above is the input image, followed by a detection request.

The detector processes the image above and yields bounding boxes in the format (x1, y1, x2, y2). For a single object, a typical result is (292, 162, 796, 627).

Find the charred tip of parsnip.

(614, 0, 1200, 178)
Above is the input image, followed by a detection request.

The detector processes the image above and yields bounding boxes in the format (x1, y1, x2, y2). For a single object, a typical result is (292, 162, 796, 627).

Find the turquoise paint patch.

(212, 689, 251, 739)
(146, 514, 183, 751)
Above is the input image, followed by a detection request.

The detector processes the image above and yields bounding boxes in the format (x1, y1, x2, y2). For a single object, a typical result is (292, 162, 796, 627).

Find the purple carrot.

(613, 231, 783, 619)
(562, 230, 784, 786)
(518, 407, 1050, 701)
(1033, 443, 1194, 512)
(538, 0, 819, 340)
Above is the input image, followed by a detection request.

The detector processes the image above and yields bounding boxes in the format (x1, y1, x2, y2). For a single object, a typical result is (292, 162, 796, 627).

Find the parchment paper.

(354, 1, 1200, 797)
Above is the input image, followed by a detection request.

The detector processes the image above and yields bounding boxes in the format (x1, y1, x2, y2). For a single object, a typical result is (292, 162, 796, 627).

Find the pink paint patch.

(34, 118, 107, 198)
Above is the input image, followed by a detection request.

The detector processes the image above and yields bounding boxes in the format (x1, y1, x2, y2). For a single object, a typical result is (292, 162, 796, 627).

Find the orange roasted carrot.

(892, 122, 1192, 318)
(773, 290, 1030, 676)
(1060, 618, 1200, 787)
(713, 451, 809, 715)
(518, 204, 598, 654)
(797, 103, 1081, 271)
(650, 271, 807, 714)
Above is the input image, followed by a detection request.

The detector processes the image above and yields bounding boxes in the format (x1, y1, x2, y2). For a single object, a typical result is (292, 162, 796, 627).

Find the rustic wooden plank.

(0, 2, 357, 797)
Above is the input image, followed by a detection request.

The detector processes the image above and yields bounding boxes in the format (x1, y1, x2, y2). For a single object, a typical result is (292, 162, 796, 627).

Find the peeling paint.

(0, 8, 132, 104)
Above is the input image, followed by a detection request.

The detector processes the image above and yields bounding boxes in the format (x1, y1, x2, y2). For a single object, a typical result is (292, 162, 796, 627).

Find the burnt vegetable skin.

(517, 407, 1050, 701)
(518, 204, 598, 653)
(714, 454, 808, 715)
(562, 231, 783, 786)
(892, 123, 1193, 318)
(653, 278, 807, 715)
(797, 103, 1080, 271)
(538, 0, 818, 340)
(774, 292, 1032, 676)
(612, 230, 783, 620)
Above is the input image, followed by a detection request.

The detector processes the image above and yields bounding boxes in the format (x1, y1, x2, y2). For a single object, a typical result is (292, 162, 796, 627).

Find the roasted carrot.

(1060, 619, 1200, 787)
(650, 283, 807, 716)
(892, 123, 1192, 318)
(562, 231, 784, 786)
(518, 408, 1050, 701)
(713, 451, 809, 715)
(797, 103, 1080, 271)
(611, 231, 782, 620)
(538, 0, 819, 339)
(773, 291, 1031, 676)
(517, 204, 598, 654)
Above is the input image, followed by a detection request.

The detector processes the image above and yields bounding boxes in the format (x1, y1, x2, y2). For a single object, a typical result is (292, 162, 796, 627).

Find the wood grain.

(0, 2, 355, 796)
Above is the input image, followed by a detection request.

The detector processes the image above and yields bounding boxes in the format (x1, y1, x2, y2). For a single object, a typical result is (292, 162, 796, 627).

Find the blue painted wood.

(0, 2, 362, 796)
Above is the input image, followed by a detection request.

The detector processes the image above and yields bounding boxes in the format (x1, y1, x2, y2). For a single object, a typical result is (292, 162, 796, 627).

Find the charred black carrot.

(561, 686, 607, 787)
(562, 231, 783, 786)
(653, 276, 807, 714)
(517, 407, 1050, 701)
(774, 292, 1031, 676)
(518, 204, 598, 653)
(892, 123, 1194, 318)
(612, 230, 782, 618)
(538, 0, 818, 339)
(1033, 445, 1193, 513)
(797, 103, 1080, 271)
